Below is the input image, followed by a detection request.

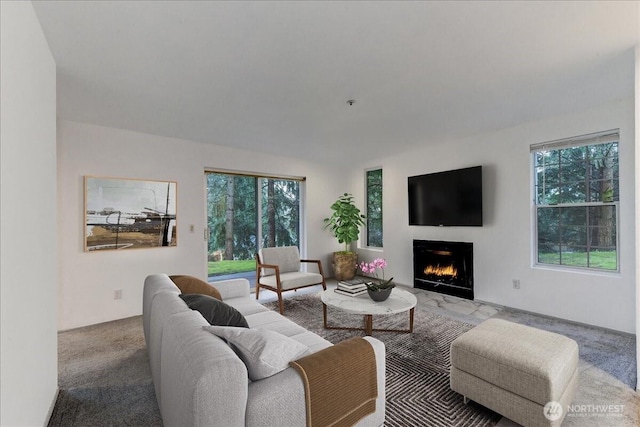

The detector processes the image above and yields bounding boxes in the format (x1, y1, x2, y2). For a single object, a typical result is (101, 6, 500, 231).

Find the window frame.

(205, 168, 307, 262)
(365, 167, 383, 248)
(531, 130, 620, 273)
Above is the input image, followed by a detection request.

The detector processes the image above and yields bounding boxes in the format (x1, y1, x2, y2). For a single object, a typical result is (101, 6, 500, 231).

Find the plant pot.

(367, 287, 392, 302)
(332, 252, 358, 281)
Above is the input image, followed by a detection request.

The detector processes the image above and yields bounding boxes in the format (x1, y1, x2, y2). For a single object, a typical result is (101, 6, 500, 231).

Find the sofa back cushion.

(149, 290, 191, 409)
(259, 246, 301, 276)
(143, 274, 180, 344)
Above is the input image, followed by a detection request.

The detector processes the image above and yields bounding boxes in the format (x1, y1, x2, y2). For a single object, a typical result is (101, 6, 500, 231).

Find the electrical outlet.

(512, 279, 520, 290)
(114, 289, 122, 300)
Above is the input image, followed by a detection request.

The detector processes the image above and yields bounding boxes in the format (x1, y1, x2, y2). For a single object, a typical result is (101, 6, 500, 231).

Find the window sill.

(532, 263, 621, 277)
(359, 247, 384, 253)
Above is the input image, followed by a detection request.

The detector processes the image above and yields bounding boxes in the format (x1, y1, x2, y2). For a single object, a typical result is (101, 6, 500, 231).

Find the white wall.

(57, 86, 636, 337)
(57, 120, 348, 330)
(356, 98, 636, 333)
(634, 44, 639, 390)
(0, 2, 59, 425)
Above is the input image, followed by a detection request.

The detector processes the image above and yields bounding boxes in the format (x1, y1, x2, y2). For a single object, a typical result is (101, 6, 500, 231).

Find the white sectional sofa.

(142, 274, 386, 427)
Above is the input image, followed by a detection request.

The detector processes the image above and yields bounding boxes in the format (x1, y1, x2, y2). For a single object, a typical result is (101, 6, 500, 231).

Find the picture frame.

(84, 176, 177, 251)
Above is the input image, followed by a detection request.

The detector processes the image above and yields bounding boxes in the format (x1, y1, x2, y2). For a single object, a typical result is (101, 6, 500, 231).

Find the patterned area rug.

(264, 293, 501, 427)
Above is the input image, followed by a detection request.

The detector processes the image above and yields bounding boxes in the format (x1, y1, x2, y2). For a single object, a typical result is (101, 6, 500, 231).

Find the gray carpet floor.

(269, 292, 639, 427)
(49, 316, 162, 426)
(264, 294, 501, 426)
(49, 289, 638, 426)
(492, 308, 639, 427)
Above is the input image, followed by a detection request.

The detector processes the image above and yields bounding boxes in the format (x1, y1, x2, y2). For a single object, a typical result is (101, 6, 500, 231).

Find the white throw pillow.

(203, 325, 310, 381)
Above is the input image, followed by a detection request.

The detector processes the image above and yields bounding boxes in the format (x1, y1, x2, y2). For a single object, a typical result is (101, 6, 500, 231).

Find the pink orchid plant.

(359, 258, 395, 291)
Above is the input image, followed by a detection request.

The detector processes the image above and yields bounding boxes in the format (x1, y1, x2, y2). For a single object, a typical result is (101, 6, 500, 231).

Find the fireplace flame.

(424, 264, 457, 277)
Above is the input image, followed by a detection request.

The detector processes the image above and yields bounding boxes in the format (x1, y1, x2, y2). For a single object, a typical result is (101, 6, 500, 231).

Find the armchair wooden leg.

(278, 292, 285, 314)
(255, 283, 260, 299)
(321, 279, 327, 291)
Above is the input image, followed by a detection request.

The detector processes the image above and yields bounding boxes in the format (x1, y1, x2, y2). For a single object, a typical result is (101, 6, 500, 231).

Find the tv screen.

(408, 166, 483, 226)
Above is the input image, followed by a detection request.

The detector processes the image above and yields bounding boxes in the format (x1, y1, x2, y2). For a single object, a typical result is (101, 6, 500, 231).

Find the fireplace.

(413, 239, 474, 300)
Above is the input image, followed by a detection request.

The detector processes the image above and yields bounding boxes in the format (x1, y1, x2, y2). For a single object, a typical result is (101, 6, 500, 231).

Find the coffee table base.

(323, 303, 414, 336)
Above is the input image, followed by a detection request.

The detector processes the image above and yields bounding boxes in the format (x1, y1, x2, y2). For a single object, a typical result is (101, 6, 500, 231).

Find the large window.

(206, 171, 303, 279)
(366, 168, 383, 247)
(531, 130, 619, 271)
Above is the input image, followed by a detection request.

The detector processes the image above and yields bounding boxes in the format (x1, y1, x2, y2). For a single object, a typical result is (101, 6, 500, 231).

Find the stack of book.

(334, 279, 371, 297)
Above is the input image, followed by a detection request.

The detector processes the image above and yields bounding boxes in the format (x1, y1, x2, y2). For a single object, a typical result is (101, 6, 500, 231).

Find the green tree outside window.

(533, 133, 619, 271)
(366, 169, 383, 248)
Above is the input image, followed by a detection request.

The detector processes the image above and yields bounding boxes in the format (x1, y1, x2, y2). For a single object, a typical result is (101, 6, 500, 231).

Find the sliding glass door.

(206, 172, 302, 283)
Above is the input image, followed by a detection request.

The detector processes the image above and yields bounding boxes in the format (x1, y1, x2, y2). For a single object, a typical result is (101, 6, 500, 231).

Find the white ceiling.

(32, 1, 639, 165)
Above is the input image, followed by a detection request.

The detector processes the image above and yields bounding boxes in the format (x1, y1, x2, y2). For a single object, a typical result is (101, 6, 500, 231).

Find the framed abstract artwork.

(84, 176, 177, 251)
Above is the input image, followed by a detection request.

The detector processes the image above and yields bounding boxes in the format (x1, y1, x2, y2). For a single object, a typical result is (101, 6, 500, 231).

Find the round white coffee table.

(320, 288, 417, 336)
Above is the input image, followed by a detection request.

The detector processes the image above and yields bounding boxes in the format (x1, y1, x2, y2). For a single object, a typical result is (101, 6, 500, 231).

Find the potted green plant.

(323, 193, 366, 281)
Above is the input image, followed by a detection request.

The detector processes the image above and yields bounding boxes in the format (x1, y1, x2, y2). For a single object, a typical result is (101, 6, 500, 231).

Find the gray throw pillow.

(203, 325, 310, 381)
(179, 293, 249, 328)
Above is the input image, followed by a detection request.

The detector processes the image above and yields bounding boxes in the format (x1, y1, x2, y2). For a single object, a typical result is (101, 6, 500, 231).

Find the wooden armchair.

(255, 246, 327, 314)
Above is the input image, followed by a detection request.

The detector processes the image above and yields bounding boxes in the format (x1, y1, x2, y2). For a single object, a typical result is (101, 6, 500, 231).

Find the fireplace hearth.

(413, 239, 474, 300)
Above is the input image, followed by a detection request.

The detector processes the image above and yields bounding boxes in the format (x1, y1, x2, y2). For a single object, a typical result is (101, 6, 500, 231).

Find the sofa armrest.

(359, 337, 386, 427)
(160, 311, 248, 427)
(210, 278, 251, 299)
(245, 336, 385, 427)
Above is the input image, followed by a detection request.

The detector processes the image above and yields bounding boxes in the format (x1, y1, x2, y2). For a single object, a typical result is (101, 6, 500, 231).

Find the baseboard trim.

(44, 387, 59, 427)
(475, 298, 634, 337)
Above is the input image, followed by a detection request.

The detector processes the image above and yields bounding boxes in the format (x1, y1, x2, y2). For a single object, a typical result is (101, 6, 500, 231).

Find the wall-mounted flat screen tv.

(408, 166, 483, 226)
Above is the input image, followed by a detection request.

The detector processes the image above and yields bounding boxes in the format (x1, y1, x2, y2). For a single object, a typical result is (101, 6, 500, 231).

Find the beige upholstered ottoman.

(450, 318, 579, 427)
